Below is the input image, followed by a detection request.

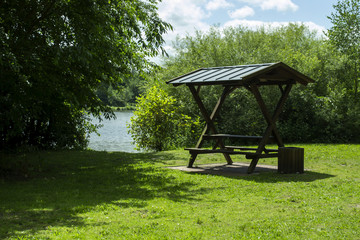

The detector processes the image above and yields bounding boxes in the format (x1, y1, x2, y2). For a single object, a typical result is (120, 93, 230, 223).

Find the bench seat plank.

(185, 148, 247, 155)
(185, 148, 278, 159)
(225, 146, 278, 152)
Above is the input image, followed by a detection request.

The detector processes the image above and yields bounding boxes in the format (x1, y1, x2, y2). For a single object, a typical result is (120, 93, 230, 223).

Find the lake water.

(88, 111, 140, 152)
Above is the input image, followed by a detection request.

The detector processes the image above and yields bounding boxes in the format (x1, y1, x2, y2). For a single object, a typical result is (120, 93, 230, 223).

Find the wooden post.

(188, 153, 198, 168)
(278, 147, 304, 173)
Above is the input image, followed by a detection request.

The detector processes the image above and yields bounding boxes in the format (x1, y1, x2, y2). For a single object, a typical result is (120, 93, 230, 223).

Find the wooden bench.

(185, 147, 278, 160)
(225, 146, 278, 153)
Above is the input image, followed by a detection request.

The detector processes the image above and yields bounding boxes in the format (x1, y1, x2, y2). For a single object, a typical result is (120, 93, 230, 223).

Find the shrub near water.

(129, 85, 200, 151)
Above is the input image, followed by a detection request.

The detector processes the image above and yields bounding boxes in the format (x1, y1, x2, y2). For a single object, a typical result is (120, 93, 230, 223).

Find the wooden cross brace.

(246, 84, 292, 173)
(187, 85, 237, 167)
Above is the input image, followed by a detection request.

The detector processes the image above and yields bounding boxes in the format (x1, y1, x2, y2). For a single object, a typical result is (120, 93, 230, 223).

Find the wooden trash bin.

(278, 147, 304, 173)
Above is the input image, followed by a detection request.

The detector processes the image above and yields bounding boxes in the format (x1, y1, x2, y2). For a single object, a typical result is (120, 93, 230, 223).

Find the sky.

(157, 0, 339, 57)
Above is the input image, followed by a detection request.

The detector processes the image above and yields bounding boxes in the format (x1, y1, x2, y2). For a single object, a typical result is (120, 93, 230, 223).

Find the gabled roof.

(167, 62, 314, 86)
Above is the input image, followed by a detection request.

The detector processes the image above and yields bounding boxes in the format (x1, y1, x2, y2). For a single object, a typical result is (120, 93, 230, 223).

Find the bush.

(129, 85, 200, 151)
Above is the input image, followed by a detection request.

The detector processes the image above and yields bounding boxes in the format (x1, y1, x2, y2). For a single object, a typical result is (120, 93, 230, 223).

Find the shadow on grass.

(182, 170, 335, 183)
(0, 151, 211, 239)
(226, 171, 335, 183)
(176, 163, 335, 183)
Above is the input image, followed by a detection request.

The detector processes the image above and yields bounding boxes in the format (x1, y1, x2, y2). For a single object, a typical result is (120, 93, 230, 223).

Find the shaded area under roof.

(167, 62, 314, 86)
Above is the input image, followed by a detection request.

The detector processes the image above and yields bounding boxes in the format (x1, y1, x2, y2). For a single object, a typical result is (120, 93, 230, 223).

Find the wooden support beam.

(278, 85, 284, 94)
(196, 85, 201, 94)
(250, 85, 284, 147)
(194, 86, 235, 148)
(188, 153, 197, 168)
(187, 85, 234, 166)
(247, 84, 292, 173)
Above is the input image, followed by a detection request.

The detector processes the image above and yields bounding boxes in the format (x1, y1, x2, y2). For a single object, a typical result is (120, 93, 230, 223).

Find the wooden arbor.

(167, 62, 314, 173)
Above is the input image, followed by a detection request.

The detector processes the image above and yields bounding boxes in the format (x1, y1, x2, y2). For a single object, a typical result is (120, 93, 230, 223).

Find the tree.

(0, 0, 172, 150)
(327, 0, 360, 100)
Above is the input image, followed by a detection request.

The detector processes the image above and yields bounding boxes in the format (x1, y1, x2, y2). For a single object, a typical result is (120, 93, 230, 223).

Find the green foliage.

(129, 85, 200, 151)
(0, 0, 171, 151)
(96, 74, 145, 108)
(155, 24, 360, 143)
(327, 0, 360, 99)
(327, 0, 360, 59)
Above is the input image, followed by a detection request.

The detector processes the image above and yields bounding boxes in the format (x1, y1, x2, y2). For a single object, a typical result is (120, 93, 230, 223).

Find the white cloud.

(228, 6, 255, 19)
(158, 0, 210, 40)
(239, 0, 298, 12)
(301, 22, 327, 35)
(206, 0, 233, 11)
(156, 0, 211, 61)
(159, 0, 208, 28)
(223, 19, 326, 36)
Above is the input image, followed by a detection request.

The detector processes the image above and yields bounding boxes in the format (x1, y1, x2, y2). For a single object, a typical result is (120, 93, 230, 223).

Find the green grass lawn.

(0, 144, 359, 239)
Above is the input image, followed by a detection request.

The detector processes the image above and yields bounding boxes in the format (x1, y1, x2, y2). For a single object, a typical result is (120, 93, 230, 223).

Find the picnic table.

(167, 62, 314, 173)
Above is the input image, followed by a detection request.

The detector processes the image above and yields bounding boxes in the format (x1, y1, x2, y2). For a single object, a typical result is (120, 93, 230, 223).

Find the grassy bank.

(0, 144, 359, 239)
(109, 105, 136, 111)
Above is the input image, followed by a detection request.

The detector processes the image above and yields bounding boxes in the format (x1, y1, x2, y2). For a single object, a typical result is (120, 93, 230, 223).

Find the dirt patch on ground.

(166, 162, 277, 176)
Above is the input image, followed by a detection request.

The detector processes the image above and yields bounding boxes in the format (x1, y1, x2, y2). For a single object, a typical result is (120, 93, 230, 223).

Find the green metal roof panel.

(167, 62, 314, 86)
(198, 68, 239, 82)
